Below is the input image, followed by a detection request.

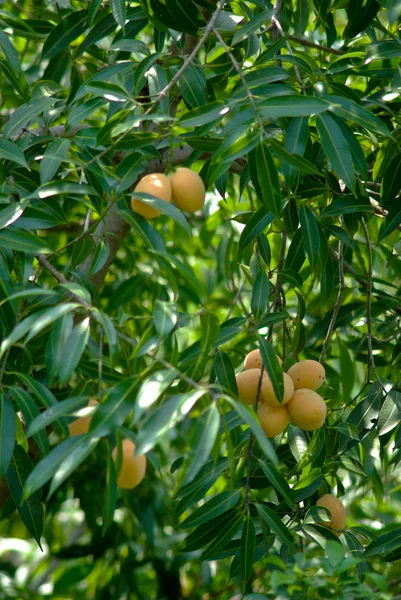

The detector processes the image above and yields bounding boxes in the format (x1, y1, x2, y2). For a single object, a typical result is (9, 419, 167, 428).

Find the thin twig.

(271, 16, 304, 91)
(288, 35, 345, 55)
(319, 237, 345, 363)
(361, 217, 384, 388)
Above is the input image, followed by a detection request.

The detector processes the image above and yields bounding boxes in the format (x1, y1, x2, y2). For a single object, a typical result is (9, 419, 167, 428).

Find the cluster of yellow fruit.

(68, 399, 146, 490)
(131, 167, 206, 219)
(236, 351, 327, 437)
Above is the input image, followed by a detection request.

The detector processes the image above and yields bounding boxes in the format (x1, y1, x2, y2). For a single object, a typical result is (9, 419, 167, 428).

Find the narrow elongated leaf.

(252, 143, 282, 216)
(283, 117, 309, 187)
(134, 369, 178, 423)
(0, 204, 25, 230)
(6, 446, 44, 548)
(4, 97, 56, 139)
(0, 229, 53, 254)
(202, 511, 244, 559)
(182, 402, 220, 485)
(27, 181, 99, 201)
(0, 140, 28, 169)
(135, 390, 205, 455)
(270, 139, 320, 176)
(284, 228, 305, 273)
(241, 514, 256, 583)
(0, 29, 20, 75)
(232, 10, 273, 45)
(10, 387, 49, 455)
(0, 392, 15, 477)
(42, 10, 88, 60)
(300, 205, 320, 272)
(179, 101, 229, 128)
(180, 490, 241, 529)
(325, 95, 390, 137)
(260, 95, 330, 118)
(364, 527, 401, 558)
(379, 203, 401, 241)
(179, 508, 239, 552)
(320, 195, 374, 218)
(239, 208, 275, 251)
(89, 379, 139, 438)
(377, 391, 401, 436)
(58, 318, 90, 385)
(381, 154, 401, 209)
(131, 192, 191, 235)
(255, 504, 296, 551)
(214, 349, 238, 396)
(316, 113, 356, 192)
(295, 0, 309, 34)
(226, 398, 278, 466)
(258, 337, 284, 405)
(110, 0, 126, 29)
(27, 396, 89, 438)
(48, 436, 99, 499)
(153, 300, 178, 338)
(251, 271, 269, 321)
(40, 138, 71, 184)
(66, 98, 106, 129)
(102, 439, 117, 534)
(258, 459, 296, 509)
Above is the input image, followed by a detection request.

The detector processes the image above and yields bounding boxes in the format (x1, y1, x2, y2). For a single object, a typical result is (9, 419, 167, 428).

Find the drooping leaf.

(258, 337, 284, 405)
(0, 392, 15, 478)
(300, 205, 320, 272)
(181, 402, 220, 486)
(316, 112, 356, 193)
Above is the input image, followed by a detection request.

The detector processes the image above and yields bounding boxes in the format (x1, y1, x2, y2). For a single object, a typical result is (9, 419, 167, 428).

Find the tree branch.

(288, 35, 345, 55)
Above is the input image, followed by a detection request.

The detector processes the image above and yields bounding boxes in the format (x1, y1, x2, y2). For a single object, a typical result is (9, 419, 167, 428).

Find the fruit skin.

(261, 373, 294, 407)
(316, 494, 346, 535)
(131, 173, 172, 219)
(236, 369, 266, 405)
(287, 359, 325, 391)
(244, 349, 282, 370)
(287, 389, 327, 431)
(68, 398, 98, 437)
(169, 167, 205, 212)
(257, 402, 291, 438)
(112, 439, 147, 490)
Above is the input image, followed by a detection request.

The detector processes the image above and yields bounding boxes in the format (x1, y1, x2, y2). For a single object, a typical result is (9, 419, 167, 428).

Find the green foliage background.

(1, 0, 401, 598)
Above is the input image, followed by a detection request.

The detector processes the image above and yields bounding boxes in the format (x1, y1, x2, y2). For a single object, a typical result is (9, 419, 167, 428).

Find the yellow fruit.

(235, 369, 266, 405)
(257, 402, 291, 438)
(68, 399, 98, 437)
(261, 373, 294, 407)
(169, 167, 205, 212)
(287, 389, 327, 431)
(316, 494, 346, 535)
(244, 349, 282, 370)
(131, 173, 172, 219)
(112, 439, 147, 490)
(287, 359, 325, 391)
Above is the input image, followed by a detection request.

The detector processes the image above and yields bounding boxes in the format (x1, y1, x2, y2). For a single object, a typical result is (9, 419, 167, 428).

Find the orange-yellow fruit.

(244, 349, 282, 370)
(131, 173, 172, 219)
(287, 359, 325, 391)
(261, 373, 294, 407)
(257, 402, 291, 438)
(68, 398, 98, 437)
(287, 389, 327, 431)
(316, 494, 346, 535)
(112, 439, 147, 490)
(169, 167, 205, 212)
(235, 369, 267, 405)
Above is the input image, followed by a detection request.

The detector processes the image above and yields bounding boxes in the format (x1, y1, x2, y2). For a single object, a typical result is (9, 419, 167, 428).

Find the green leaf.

(135, 390, 205, 455)
(88, 0, 103, 26)
(66, 98, 107, 129)
(270, 139, 320, 176)
(251, 271, 269, 321)
(364, 527, 401, 558)
(102, 439, 117, 534)
(89, 379, 139, 438)
(260, 95, 330, 118)
(88, 238, 109, 276)
(255, 504, 296, 551)
(134, 369, 178, 423)
(377, 391, 401, 436)
(0, 303, 79, 360)
(232, 10, 273, 45)
(178, 101, 229, 128)
(344, 0, 380, 38)
(258, 459, 296, 509)
(110, 0, 126, 30)
(251, 143, 282, 217)
(131, 192, 191, 235)
(379, 203, 401, 241)
(241, 514, 256, 584)
(153, 300, 178, 338)
(0, 29, 20, 75)
(300, 205, 320, 272)
(325, 95, 390, 137)
(26, 396, 89, 438)
(10, 387, 49, 455)
(178, 507, 240, 552)
(39, 139, 71, 184)
(284, 228, 305, 273)
(180, 490, 241, 528)
(26, 180, 99, 201)
(58, 317, 90, 385)
(0, 229, 53, 254)
(201, 511, 244, 559)
(238, 207, 275, 251)
(226, 398, 278, 466)
(181, 402, 220, 486)
(6, 446, 44, 549)
(165, 0, 202, 35)
(381, 154, 401, 209)
(295, 0, 309, 34)
(0, 204, 25, 230)
(208, 131, 260, 184)
(47, 436, 99, 499)
(0, 59, 29, 101)
(316, 113, 356, 192)
(258, 337, 284, 405)
(288, 425, 308, 463)
(282, 117, 309, 187)
(320, 195, 374, 218)
(0, 392, 15, 478)
(41, 10, 88, 60)
(4, 97, 56, 139)
(0, 140, 29, 169)
(214, 349, 238, 396)
(188, 311, 220, 384)
(115, 153, 146, 193)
